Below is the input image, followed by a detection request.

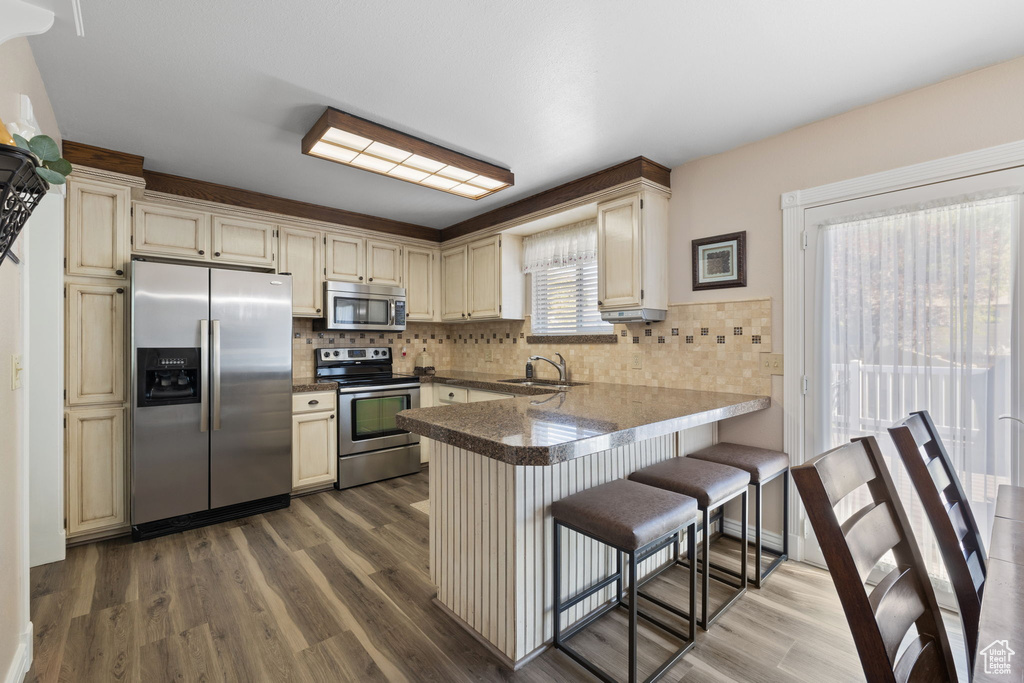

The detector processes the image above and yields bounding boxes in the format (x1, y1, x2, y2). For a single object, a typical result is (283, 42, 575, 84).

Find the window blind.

(532, 261, 613, 335)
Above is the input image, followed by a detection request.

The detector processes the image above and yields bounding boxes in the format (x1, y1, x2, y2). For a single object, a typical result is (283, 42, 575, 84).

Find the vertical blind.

(531, 261, 612, 335)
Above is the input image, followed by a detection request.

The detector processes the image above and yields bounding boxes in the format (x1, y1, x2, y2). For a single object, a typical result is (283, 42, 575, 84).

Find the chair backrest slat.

(889, 410, 986, 666)
(793, 437, 958, 683)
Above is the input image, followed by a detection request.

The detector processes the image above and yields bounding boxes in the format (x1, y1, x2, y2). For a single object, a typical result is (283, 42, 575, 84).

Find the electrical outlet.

(631, 352, 643, 370)
(484, 348, 493, 362)
(759, 352, 784, 376)
(11, 354, 22, 390)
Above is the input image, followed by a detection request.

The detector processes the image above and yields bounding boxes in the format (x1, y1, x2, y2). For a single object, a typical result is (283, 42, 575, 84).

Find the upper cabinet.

(278, 225, 324, 317)
(404, 245, 438, 321)
(66, 177, 131, 280)
(596, 191, 669, 312)
(133, 202, 210, 260)
(325, 234, 365, 283)
(365, 239, 403, 286)
(441, 235, 523, 321)
(211, 215, 276, 267)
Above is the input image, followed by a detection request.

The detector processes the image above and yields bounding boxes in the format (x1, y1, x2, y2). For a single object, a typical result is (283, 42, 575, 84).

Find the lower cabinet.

(292, 391, 338, 492)
(65, 405, 127, 537)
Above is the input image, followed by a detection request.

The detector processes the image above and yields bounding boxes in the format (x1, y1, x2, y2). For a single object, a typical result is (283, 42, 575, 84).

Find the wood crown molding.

(440, 156, 671, 241)
(65, 141, 672, 245)
(63, 140, 145, 178)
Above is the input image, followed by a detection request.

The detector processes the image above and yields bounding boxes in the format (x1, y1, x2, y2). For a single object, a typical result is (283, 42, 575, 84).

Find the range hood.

(600, 308, 667, 323)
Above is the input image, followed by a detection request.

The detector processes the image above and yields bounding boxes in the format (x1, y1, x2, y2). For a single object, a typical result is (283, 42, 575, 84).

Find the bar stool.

(629, 457, 749, 630)
(552, 478, 699, 683)
(688, 443, 790, 588)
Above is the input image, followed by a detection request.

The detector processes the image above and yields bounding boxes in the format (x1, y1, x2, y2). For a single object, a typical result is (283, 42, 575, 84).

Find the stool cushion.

(688, 443, 789, 484)
(629, 457, 750, 508)
(552, 479, 698, 551)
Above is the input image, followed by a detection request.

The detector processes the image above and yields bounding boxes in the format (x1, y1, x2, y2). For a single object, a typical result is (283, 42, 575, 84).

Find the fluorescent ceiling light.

(302, 107, 513, 199)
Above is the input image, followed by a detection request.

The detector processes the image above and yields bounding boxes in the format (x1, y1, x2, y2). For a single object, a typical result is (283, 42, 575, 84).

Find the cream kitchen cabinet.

(467, 388, 515, 401)
(132, 202, 210, 260)
(278, 225, 324, 317)
(596, 191, 669, 312)
(365, 239, 403, 286)
(66, 177, 131, 280)
(66, 405, 126, 537)
(325, 234, 365, 283)
(66, 280, 126, 406)
(404, 245, 438, 321)
(211, 215, 276, 268)
(292, 391, 338, 491)
(440, 235, 523, 321)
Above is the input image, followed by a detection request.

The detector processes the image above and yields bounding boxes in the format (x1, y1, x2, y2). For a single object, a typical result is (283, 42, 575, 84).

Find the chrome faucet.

(529, 353, 567, 383)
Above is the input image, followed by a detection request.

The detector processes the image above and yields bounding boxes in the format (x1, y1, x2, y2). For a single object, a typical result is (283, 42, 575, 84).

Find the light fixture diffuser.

(302, 108, 514, 199)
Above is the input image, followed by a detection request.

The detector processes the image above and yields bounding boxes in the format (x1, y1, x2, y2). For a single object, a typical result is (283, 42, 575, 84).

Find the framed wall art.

(692, 231, 746, 290)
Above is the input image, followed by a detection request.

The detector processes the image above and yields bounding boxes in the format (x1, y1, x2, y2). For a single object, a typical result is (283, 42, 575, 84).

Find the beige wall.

(0, 37, 59, 680)
(668, 54, 1024, 452)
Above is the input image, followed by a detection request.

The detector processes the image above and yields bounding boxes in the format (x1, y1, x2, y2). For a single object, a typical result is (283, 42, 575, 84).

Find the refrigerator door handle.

(200, 319, 210, 432)
(212, 319, 222, 431)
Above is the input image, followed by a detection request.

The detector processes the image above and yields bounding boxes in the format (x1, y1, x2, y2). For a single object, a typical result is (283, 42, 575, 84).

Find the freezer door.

(209, 269, 292, 508)
(132, 261, 211, 524)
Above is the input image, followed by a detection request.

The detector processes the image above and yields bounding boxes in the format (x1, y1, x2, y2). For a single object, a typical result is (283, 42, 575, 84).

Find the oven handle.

(389, 298, 396, 327)
(336, 383, 421, 395)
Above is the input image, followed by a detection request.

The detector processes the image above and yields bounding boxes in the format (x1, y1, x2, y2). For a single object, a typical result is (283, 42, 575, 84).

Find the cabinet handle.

(359, 276, 363, 281)
(449, 392, 455, 398)
(115, 269, 124, 276)
(316, 308, 321, 313)
(198, 250, 205, 255)
(461, 313, 465, 318)
(330, 414, 335, 420)
(116, 287, 124, 294)
(598, 300, 603, 306)
(214, 252, 221, 257)
(308, 399, 319, 405)
(467, 312, 472, 317)
(368, 277, 373, 282)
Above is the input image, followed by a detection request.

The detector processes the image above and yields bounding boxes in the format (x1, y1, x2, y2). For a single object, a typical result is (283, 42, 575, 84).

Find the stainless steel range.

(315, 346, 421, 489)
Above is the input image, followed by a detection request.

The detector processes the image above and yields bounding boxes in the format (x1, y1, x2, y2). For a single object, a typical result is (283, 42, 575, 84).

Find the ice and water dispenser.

(136, 348, 201, 407)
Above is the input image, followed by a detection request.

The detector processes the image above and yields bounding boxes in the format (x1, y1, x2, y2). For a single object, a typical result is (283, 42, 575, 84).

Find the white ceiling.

(27, 0, 1024, 229)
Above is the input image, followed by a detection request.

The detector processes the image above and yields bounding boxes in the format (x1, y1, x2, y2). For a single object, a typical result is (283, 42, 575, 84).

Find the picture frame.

(692, 231, 746, 290)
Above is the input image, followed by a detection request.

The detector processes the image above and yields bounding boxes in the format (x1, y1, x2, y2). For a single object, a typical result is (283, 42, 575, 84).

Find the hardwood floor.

(26, 470, 963, 682)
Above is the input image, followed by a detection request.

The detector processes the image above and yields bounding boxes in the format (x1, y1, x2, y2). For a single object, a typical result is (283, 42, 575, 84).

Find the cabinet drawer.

(292, 391, 336, 414)
(436, 385, 468, 404)
(468, 389, 514, 402)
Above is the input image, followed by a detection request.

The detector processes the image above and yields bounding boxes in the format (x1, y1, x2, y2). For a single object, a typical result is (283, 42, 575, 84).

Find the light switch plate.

(11, 354, 22, 390)
(631, 352, 643, 370)
(759, 352, 784, 376)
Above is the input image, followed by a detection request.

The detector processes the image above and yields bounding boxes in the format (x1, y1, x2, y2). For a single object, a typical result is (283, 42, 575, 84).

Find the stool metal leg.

(700, 507, 710, 630)
(628, 550, 638, 683)
(740, 491, 749, 588)
(616, 550, 623, 605)
(553, 521, 562, 647)
(754, 482, 763, 588)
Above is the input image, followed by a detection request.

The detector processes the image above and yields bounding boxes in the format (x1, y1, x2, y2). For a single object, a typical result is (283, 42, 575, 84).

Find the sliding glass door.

(802, 168, 1024, 590)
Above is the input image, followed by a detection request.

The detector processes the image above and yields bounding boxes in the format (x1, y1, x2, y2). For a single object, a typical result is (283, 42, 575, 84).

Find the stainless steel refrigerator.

(131, 261, 292, 539)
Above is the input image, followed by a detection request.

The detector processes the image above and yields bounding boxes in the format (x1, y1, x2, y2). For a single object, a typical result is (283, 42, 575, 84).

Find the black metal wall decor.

(0, 145, 49, 266)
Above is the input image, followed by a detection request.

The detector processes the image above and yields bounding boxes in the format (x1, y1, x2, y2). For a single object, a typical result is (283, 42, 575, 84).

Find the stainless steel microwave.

(321, 281, 407, 332)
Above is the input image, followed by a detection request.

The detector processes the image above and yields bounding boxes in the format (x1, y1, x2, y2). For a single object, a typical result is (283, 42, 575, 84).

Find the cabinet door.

(211, 215, 276, 267)
(404, 246, 436, 321)
(597, 194, 643, 309)
(325, 234, 365, 282)
(66, 177, 130, 279)
(440, 246, 467, 321)
(278, 226, 324, 317)
(365, 240, 403, 286)
(292, 410, 337, 490)
(66, 281, 125, 406)
(133, 202, 210, 260)
(467, 236, 501, 319)
(66, 406, 126, 536)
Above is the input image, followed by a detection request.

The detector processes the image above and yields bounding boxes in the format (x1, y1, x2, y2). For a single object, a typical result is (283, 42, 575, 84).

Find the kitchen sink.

(499, 378, 587, 391)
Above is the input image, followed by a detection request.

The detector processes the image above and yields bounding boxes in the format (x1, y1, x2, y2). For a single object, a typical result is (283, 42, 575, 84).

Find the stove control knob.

(333, 350, 341, 357)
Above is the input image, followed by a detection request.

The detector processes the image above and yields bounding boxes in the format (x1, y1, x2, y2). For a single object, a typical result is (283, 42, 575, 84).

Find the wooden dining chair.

(889, 410, 986, 669)
(792, 436, 959, 683)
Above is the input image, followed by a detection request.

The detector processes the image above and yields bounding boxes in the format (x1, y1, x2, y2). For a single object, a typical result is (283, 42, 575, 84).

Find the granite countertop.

(292, 377, 338, 393)
(417, 369, 568, 396)
(397, 374, 769, 466)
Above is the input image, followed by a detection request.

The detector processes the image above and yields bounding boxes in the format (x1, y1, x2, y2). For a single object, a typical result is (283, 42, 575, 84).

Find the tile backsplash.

(293, 298, 772, 396)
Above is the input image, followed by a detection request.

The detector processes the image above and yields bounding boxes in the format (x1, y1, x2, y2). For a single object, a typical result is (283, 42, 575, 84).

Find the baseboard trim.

(4, 622, 32, 683)
(431, 597, 547, 671)
(720, 519, 785, 550)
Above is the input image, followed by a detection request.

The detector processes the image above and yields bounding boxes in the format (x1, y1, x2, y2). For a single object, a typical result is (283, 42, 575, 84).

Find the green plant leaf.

(36, 167, 66, 185)
(12, 134, 30, 151)
(43, 158, 72, 176)
(28, 135, 60, 162)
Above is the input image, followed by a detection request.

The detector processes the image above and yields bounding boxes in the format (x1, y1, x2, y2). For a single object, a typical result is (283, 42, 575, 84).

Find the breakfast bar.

(396, 379, 769, 668)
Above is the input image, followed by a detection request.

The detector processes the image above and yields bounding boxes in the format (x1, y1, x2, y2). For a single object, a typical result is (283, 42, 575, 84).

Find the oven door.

(325, 291, 402, 331)
(337, 384, 420, 456)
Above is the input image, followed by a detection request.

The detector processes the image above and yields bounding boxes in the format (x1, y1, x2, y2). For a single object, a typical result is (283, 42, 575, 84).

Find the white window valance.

(521, 219, 597, 273)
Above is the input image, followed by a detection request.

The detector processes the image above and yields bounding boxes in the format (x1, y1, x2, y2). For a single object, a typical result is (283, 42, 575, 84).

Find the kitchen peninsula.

(396, 374, 769, 668)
